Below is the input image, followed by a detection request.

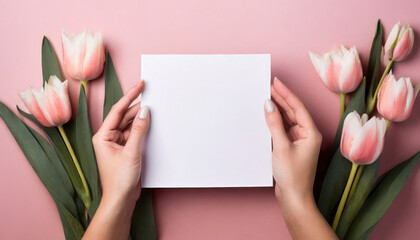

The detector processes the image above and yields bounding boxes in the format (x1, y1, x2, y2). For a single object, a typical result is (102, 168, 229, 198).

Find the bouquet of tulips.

(310, 20, 419, 239)
(0, 31, 155, 239)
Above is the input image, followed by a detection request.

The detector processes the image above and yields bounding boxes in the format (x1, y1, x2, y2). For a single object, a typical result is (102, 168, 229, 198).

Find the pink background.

(0, 0, 419, 239)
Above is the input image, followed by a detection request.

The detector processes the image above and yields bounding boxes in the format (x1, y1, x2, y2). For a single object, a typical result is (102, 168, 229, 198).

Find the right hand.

(92, 81, 150, 205)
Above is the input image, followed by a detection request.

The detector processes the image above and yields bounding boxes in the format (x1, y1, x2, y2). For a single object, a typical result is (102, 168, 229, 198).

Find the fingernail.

(138, 105, 149, 119)
(265, 99, 274, 113)
(135, 80, 144, 87)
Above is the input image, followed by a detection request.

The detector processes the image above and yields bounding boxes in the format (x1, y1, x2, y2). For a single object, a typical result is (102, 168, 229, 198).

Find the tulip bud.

(377, 71, 419, 122)
(62, 29, 105, 81)
(384, 22, 414, 61)
(19, 76, 72, 127)
(340, 111, 387, 165)
(309, 45, 363, 94)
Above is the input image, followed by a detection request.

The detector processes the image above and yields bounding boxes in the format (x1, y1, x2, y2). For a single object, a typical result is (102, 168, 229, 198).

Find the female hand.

(92, 81, 150, 203)
(265, 77, 322, 205)
(84, 81, 150, 240)
(264, 77, 337, 240)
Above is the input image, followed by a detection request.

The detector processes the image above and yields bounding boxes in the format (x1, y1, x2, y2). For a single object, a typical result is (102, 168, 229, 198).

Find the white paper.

(140, 54, 272, 188)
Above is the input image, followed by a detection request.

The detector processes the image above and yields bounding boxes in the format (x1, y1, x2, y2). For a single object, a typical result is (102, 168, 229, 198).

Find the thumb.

(125, 105, 150, 153)
(264, 99, 290, 150)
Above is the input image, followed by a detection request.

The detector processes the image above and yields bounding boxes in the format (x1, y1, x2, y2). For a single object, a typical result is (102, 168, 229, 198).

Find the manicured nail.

(134, 80, 144, 87)
(138, 105, 149, 119)
(265, 99, 274, 113)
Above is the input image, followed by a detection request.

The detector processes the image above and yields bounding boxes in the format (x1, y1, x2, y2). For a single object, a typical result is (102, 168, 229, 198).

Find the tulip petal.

(349, 118, 381, 165)
(401, 78, 415, 121)
(393, 28, 414, 61)
(83, 32, 105, 80)
(384, 22, 400, 55)
(19, 89, 52, 127)
(340, 111, 363, 160)
(309, 51, 322, 73)
(310, 51, 339, 92)
(339, 47, 362, 93)
(377, 73, 395, 120)
(371, 117, 387, 161)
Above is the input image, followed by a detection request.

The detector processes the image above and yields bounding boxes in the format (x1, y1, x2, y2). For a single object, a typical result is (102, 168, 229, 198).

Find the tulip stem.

(348, 165, 364, 200)
(58, 125, 91, 209)
(386, 120, 392, 130)
(81, 80, 87, 91)
(340, 93, 346, 118)
(367, 59, 394, 115)
(332, 162, 358, 231)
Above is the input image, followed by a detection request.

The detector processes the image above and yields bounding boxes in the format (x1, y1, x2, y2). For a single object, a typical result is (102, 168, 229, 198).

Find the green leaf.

(366, 20, 383, 101)
(0, 102, 78, 217)
(318, 80, 366, 223)
(42, 36, 62, 83)
(76, 86, 101, 220)
(345, 151, 420, 240)
(331, 79, 366, 152)
(336, 157, 381, 238)
(130, 189, 156, 240)
(318, 149, 352, 223)
(103, 53, 156, 240)
(18, 107, 90, 209)
(56, 201, 85, 240)
(103, 52, 124, 120)
(26, 123, 75, 199)
(75, 196, 88, 229)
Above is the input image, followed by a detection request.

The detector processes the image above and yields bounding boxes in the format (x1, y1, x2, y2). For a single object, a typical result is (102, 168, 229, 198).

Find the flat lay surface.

(0, 0, 419, 239)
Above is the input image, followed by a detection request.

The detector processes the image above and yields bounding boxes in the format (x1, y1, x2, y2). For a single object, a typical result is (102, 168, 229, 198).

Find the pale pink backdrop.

(0, 0, 419, 239)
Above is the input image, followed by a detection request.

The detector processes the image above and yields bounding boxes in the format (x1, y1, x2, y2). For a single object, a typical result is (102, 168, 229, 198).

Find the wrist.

(100, 192, 137, 219)
(276, 187, 316, 215)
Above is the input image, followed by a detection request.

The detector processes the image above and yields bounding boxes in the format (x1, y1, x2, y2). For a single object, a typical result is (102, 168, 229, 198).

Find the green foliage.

(76, 86, 101, 220)
(366, 20, 383, 102)
(345, 152, 420, 240)
(42, 36, 62, 83)
(336, 158, 381, 238)
(103, 52, 124, 120)
(17, 107, 90, 209)
(0, 103, 84, 239)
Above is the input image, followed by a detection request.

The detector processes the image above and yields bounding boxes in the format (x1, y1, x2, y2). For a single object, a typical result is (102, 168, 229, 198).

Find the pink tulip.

(384, 22, 414, 62)
(19, 76, 72, 127)
(340, 111, 387, 165)
(309, 45, 363, 94)
(377, 71, 419, 122)
(62, 29, 105, 81)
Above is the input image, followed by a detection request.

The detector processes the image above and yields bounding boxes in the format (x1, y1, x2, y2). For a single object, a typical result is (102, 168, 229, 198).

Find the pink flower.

(62, 29, 105, 81)
(19, 76, 72, 127)
(309, 45, 363, 94)
(384, 22, 414, 62)
(377, 71, 419, 122)
(340, 111, 387, 165)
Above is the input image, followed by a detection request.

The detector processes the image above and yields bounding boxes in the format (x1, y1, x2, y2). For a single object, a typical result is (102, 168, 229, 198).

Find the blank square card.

(141, 54, 272, 188)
